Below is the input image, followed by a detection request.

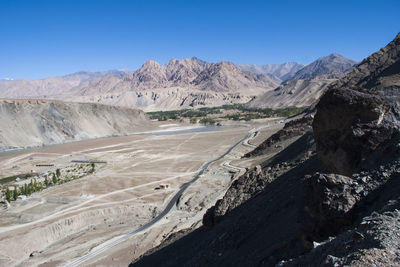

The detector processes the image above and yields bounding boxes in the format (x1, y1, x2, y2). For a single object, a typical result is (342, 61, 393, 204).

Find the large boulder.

(313, 33, 400, 175)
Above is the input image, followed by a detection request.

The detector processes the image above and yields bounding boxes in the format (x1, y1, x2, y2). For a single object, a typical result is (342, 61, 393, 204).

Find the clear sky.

(1, 0, 399, 79)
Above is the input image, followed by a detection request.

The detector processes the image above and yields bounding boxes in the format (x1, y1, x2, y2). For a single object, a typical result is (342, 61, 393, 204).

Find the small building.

(159, 184, 169, 189)
(17, 195, 27, 201)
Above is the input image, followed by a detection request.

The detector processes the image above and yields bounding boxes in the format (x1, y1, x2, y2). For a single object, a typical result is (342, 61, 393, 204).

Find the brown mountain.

(192, 61, 277, 93)
(165, 57, 212, 85)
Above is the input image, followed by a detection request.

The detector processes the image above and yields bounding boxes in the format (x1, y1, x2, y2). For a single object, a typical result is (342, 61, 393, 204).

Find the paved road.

(64, 130, 253, 267)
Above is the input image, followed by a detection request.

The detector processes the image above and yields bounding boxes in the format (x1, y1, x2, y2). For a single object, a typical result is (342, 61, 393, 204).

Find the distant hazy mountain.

(63, 70, 133, 81)
(284, 53, 356, 82)
(0, 70, 133, 99)
(0, 57, 278, 111)
(239, 62, 305, 83)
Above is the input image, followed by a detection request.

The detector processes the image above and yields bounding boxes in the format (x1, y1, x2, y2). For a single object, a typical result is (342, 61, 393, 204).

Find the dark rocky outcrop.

(302, 159, 400, 242)
(313, 32, 400, 175)
(284, 193, 400, 267)
(313, 87, 393, 175)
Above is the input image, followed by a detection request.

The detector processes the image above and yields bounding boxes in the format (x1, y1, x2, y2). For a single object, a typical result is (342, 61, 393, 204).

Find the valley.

(0, 118, 284, 266)
(1, 3, 398, 265)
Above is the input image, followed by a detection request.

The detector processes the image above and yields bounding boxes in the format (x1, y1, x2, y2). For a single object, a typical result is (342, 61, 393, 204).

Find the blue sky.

(0, 0, 399, 79)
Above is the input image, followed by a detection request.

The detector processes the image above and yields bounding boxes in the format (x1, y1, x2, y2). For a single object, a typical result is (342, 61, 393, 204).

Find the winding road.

(65, 129, 256, 267)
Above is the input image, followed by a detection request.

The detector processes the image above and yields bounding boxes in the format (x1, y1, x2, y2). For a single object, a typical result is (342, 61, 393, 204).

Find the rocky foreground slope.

(0, 99, 149, 151)
(132, 33, 400, 267)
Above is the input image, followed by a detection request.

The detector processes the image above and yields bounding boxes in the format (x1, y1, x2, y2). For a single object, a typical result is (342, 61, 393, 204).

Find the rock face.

(313, 33, 400, 175)
(284, 53, 356, 82)
(286, 186, 400, 267)
(0, 99, 149, 151)
(302, 160, 400, 241)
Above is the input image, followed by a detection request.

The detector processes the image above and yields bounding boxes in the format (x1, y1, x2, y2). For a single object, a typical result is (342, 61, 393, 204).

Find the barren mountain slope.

(246, 79, 334, 109)
(192, 61, 277, 93)
(284, 53, 356, 82)
(72, 88, 254, 111)
(0, 99, 149, 151)
(165, 57, 212, 85)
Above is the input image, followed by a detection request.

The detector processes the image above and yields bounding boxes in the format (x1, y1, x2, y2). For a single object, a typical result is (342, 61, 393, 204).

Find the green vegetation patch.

(147, 107, 222, 121)
(0, 173, 38, 185)
(1, 163, 97, 202)
(147, 105, 304, 124)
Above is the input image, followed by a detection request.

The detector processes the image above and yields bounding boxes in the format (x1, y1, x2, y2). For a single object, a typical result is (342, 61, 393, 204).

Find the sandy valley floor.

(0, 120, 283, 266)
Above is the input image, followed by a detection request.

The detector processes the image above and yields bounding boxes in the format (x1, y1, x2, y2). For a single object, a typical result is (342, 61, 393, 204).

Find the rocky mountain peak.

(140, 60, 164, 71)
(214, 61, 238, 70)
(284, 53, 357, 81)
(131, 60, 167, 85)
(327, 52, 342, 58)
(164, 57, 211, 84)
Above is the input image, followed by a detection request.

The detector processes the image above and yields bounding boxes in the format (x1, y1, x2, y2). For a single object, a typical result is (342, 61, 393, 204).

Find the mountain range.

(0, 54, 356, 111)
